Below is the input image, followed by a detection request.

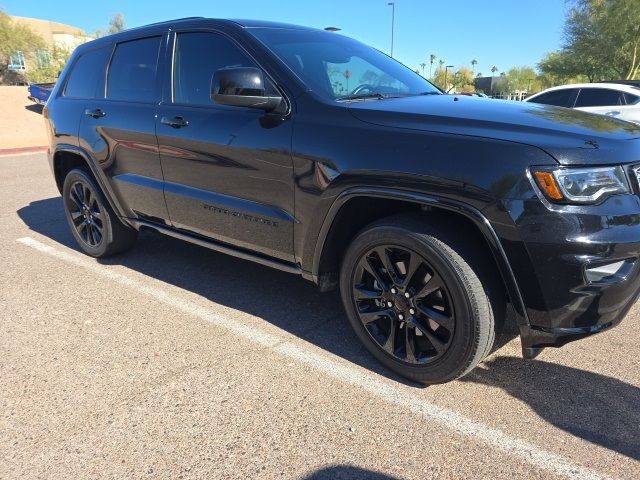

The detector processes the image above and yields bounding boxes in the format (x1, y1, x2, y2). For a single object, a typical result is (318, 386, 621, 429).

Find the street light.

(445, 65, 454, 91)
(388, 2, 395, 58)
(324, 26, 341, 32)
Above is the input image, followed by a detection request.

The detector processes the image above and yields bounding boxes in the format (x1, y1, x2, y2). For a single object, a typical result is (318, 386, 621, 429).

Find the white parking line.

(17, 236, 614, 480)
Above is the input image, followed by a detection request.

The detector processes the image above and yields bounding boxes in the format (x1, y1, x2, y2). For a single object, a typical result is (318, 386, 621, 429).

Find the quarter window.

(575, 88, 625, 107)
(623, 92, 639, 105)
(173, 32, 259, 106)
(64, 46, 111, 99)
(107, 37, 161, 103)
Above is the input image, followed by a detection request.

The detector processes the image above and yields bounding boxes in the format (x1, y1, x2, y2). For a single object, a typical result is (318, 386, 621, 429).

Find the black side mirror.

(211, 67, 282, 111)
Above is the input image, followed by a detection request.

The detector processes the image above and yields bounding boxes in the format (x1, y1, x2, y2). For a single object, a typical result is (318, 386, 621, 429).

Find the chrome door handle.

(84, 108, 106, 118)
(161, 116, 189, 128)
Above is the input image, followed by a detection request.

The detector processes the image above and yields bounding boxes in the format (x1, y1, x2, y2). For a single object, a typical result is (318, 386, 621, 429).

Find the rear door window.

(575, 88, 625, 107)
(530, 89, 577, 107)
(64, 46, 111, 99)
(107, 36, 161, 103)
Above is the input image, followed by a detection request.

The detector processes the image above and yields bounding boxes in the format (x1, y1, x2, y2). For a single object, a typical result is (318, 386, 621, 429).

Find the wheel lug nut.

(404, 292, 411, 298)
(391, 288, 397, 294)
(387, 301, 393, 308)
(409, 308, 415, 315)
(398, 314, 404, 320)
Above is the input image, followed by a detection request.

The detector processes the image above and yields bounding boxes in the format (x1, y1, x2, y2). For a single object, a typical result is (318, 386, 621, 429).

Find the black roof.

(77, 17, 320, 51)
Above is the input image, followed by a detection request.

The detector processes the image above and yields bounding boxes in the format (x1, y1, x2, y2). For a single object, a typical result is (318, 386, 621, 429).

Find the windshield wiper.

(336, 92, 388, 102)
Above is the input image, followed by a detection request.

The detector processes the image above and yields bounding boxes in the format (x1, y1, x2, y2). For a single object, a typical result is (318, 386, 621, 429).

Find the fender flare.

(52, 144, 132, 226)
(311, 187, 530, 328)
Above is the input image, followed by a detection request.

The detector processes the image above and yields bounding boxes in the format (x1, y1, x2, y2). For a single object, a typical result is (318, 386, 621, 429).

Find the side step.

(130, 219, 302, 275)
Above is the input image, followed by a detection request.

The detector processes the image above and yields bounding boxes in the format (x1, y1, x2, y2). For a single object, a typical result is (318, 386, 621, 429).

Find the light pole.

(388, 2, 395, 58)
(445, 65, 454, 91)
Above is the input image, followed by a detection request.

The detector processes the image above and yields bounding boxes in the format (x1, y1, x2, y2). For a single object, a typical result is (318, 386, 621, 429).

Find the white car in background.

(525, 81, 640, 125)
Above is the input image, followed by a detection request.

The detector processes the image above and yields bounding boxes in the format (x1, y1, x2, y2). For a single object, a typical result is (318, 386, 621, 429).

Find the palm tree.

(476, 72, 482, 78)
(491, 66, 498, 76)
(429, 53, 436, 78)
(419, 63, 427, 76)
(343, 69, 352, 92)
(471, 59, 478, 75)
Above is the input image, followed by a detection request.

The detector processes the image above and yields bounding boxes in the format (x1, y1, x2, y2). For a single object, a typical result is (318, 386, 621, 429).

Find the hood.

(347, 95, 640, 165)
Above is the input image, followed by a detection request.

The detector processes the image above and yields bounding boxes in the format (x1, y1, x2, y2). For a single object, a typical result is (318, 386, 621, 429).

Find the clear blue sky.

(1, 0, 567, 75)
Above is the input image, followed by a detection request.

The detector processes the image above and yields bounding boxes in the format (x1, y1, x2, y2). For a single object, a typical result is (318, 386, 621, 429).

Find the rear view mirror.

(210, 67, 282, 111)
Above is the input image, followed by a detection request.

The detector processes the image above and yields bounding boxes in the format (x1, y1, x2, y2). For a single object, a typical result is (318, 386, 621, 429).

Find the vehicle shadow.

(16, 197, 640, 460)
(303, 465, 400, 479)
(24, 103, 43, 114)
(461, 356, 640, 460)
(16, 197, 417, 387)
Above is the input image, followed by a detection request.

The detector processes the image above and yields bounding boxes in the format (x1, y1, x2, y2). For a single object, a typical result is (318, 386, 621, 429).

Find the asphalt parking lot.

(1, 152, 639, 479)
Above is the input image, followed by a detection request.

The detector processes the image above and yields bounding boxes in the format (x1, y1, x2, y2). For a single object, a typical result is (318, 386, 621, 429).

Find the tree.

(95, 13, 127, 37)
(0, 11, 46, 83)
(420, 62, 426, 76)
(429, 53, 436, 78)
(539, 0, 640, 81)
(490, 66, 498, 75)
(108, 13, 127, 34)
(471, 59, 478, 75)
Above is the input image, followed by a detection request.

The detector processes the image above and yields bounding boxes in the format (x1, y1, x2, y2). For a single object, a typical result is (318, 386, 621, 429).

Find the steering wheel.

(350, 84, 377, 96)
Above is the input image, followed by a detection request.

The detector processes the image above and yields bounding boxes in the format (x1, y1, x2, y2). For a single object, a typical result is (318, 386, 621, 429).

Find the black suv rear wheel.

(62, 169, 137, 257)
(340, 214, 497, 384)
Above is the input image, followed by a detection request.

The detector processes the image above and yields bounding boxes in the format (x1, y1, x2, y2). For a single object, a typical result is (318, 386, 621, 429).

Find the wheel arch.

(52, 145, 130, 224)
(310, 187, 530, 328)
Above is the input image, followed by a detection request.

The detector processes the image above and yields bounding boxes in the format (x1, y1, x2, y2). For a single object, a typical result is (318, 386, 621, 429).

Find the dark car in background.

(43, 18, 640, 384)
(27, 82, 54, 105)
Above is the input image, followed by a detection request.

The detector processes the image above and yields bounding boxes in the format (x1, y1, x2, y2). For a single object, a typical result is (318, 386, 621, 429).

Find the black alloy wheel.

(62, 168, 138, 258)
(67, 180, 104, 247)
(352, 245, 455, 365)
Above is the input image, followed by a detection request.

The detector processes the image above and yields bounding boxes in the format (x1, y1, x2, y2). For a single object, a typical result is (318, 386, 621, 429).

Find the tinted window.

(623, 92, 639, 105)
(575, 88, 624, 107)
(249, 28, 440, 101)
(107, 37, 161, 102)
(530, 89, 576, 107)
(64, 46, 111, 98)
(173, 32, 258, 106)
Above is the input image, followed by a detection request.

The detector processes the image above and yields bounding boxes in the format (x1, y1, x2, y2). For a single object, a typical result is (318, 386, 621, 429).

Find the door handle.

(605, 110, 621, 116)
(161, 116, 189, 128)
(84, 108, 106, 118)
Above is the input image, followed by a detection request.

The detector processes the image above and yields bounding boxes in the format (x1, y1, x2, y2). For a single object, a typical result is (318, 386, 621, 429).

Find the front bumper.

(494, 190, 640, 354)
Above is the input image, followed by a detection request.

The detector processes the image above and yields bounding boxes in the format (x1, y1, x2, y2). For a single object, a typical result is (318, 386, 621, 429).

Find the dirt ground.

(0, 86, 49, 149)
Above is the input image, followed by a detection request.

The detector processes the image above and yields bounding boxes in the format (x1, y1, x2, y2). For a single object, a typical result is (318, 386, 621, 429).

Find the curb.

(0, 146, 48, 157)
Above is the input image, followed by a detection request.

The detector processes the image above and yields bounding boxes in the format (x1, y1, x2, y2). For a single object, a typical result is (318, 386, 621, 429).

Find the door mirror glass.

(210, 67, 282, 111)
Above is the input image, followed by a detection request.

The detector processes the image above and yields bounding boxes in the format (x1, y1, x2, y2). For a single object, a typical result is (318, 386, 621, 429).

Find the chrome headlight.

(532, 166, 630, 204)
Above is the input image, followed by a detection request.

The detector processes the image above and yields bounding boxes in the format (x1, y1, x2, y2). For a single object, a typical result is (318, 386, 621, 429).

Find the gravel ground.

(1, 152, 639, 479)
(0, 87, 48, 149)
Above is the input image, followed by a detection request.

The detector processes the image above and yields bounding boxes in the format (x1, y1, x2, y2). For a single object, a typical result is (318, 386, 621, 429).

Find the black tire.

(62, 168, 137, 258)
(339, 214, 498, 384)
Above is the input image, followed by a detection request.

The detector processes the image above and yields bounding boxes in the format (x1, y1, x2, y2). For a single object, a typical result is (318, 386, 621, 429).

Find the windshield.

(249, 28, 441, 101)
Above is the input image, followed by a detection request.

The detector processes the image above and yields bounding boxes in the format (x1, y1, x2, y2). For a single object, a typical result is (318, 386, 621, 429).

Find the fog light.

(585, 260, 627, 283)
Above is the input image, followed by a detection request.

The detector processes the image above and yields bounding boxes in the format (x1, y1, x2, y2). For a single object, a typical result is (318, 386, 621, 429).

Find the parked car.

(44, 18, 640, 384)
(525, 82, 640, 124)
(27, 82, 55, 105)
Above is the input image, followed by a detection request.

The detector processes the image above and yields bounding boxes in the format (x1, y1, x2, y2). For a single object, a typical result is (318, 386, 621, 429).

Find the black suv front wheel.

(340, 214, 497, 384)
(62, 168, 137, 258)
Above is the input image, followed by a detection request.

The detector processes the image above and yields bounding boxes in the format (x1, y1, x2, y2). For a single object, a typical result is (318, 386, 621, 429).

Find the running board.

(130, 219, 302, 275)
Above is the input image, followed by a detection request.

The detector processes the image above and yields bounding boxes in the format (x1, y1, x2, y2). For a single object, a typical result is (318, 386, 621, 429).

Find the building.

(7, 16, 93, 73)
(473, 76, 503, 96)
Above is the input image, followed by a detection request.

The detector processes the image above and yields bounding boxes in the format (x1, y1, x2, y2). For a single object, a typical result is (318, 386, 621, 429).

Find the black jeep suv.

(44, 18, 640, 384)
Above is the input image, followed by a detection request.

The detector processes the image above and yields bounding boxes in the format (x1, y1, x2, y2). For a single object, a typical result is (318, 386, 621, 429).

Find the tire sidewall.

(62, 169, 114, 257)
(340, 225, 480, 383)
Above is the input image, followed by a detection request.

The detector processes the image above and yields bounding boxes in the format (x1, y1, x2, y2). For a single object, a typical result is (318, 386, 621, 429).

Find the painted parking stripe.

(16, 236, 614, 480)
